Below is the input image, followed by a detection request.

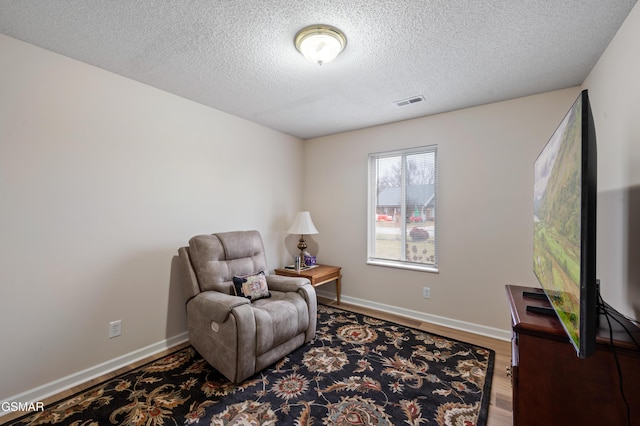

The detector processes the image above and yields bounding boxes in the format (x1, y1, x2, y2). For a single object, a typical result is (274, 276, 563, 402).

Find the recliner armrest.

(266, 275, 311, 292)
(188, 291, 250, 324)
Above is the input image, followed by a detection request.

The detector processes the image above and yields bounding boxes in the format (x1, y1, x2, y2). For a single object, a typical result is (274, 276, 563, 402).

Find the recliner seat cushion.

(251, 292, 310, 356)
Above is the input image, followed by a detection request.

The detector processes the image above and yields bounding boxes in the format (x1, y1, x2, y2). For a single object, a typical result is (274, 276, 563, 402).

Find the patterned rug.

(7, 305, 495, 425)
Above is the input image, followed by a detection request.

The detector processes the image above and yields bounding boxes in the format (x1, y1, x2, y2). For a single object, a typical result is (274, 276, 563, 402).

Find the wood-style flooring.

(0, 298, 513, 425)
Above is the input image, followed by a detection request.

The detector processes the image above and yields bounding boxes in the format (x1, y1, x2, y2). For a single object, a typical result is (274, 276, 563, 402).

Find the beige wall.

(583, 3, 640, 318)
(303, 88, 582, 333)
(0, 34, 304, 400)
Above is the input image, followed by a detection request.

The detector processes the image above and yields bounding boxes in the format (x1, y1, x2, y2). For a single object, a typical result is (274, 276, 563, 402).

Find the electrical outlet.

(109, 320, 122, 338)
(422, 287, 431, 299)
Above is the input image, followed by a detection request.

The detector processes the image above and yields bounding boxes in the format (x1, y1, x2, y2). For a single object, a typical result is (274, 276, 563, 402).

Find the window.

(368, 145, 438, 272)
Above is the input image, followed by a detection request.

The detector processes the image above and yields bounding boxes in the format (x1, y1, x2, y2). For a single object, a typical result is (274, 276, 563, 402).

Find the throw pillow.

(232, 271, 271, 302)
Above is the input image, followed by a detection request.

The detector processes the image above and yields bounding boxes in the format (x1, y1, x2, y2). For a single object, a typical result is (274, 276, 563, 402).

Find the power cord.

(601, 304, 640, 351)
(598, 293, 632, 426)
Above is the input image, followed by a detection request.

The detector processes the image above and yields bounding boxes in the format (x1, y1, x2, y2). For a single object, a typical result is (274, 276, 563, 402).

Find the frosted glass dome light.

(295, 25, 347, 65)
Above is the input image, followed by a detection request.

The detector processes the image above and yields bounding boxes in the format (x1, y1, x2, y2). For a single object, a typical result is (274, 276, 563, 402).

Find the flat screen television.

(533, 89, 597, 358)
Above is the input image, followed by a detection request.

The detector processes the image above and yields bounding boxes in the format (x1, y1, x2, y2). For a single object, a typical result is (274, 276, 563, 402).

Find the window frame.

(367, 145, 439, 273)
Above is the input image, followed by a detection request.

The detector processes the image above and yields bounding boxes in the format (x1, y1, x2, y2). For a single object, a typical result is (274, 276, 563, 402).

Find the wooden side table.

(274, 264, 342, 304)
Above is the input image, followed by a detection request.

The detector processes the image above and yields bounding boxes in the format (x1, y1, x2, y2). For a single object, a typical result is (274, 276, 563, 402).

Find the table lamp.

(287, 211, 319, 262)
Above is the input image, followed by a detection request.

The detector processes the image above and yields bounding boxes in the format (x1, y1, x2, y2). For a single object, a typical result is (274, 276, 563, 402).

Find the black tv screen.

(533, 89, 597, 358)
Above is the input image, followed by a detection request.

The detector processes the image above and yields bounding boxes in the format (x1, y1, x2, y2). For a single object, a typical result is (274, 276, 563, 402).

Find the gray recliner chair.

(178, 230, 317, 383)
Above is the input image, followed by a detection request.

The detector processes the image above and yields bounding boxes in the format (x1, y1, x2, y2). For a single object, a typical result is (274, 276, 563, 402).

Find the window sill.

(367, 259, 439, 273)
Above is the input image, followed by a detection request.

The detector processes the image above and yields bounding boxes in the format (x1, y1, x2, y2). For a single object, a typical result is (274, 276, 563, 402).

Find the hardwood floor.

(1, 299, 513, 425)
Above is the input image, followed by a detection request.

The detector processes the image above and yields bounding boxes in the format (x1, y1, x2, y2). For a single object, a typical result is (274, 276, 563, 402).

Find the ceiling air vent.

(394, 95, 425, 107)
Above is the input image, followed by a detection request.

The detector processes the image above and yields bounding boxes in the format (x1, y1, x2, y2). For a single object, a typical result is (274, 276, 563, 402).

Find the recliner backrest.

(187, 230, 268, 294)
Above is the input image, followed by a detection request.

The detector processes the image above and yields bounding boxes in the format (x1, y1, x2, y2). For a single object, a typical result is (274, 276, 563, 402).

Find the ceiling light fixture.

(294, 24, 346, 65)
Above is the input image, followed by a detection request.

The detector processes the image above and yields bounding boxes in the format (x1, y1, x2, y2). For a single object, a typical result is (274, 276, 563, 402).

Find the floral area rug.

(7, 304, 495, 425)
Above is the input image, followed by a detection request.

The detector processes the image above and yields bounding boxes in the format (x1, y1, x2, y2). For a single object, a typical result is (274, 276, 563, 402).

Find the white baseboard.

(316, 289, 511, 342)
(1, 332, 189, 417)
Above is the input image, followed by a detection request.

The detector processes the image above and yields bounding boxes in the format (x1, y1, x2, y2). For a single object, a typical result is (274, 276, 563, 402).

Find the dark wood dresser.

(506, 284, 640, 425)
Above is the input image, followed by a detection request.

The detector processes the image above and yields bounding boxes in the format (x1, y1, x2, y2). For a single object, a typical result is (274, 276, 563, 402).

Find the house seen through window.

(368, 145, 438, 272)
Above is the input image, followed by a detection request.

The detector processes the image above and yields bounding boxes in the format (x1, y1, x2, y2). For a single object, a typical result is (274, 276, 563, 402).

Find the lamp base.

(297, 235, 307, 253)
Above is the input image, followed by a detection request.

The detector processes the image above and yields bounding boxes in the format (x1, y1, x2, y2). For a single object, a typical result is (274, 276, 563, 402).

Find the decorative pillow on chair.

(232, 271, 271, 302)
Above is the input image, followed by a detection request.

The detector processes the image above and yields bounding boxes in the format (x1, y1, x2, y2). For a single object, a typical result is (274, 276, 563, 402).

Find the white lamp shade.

(287, 211, 319, 235)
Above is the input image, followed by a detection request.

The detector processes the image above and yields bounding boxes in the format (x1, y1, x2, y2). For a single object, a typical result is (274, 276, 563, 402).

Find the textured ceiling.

(0, 1, 636, 139)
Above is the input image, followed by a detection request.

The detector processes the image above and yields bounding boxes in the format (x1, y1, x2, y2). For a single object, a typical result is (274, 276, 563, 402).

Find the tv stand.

(506, 285, 640, 425)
